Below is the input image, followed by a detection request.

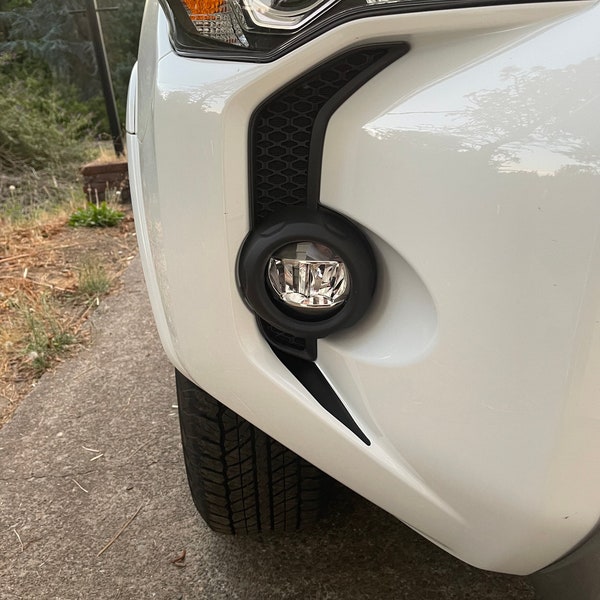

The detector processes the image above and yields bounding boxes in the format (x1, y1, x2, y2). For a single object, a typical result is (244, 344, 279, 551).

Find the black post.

(85, 0, 124, 157)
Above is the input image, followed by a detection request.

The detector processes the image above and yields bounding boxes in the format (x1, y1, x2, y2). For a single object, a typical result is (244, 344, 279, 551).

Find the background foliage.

(0, 0, 144, 178)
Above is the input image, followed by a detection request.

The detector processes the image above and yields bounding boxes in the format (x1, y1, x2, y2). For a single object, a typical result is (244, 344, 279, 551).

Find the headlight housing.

(161, 0, 449, 59)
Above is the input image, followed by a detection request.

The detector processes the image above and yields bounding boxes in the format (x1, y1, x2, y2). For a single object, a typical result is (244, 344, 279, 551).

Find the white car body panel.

(128, 0, 600, 575)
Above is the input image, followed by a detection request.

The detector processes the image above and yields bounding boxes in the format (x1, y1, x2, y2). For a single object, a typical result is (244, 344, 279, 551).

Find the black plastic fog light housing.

(238, 207, 376, 339)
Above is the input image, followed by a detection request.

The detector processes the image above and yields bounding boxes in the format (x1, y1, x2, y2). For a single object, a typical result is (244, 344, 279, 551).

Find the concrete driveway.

(0, 258, 535, 599)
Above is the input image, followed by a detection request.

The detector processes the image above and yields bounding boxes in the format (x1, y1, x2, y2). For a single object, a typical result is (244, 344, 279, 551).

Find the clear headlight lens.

(243, 0, 340, 30)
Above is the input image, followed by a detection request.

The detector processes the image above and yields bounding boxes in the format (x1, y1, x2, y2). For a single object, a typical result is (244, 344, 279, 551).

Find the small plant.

(68, 202, 124, 228)
(77, 257, 112, 299)
(17, 294, 76, 375)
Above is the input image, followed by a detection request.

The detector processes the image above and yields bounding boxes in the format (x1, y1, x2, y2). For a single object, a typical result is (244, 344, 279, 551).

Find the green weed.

(68, 202, 124, 228)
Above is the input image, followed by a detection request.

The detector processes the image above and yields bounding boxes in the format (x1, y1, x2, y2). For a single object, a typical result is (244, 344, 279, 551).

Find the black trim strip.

(306, 44, 409, 209)
(274, 349, 371, 445)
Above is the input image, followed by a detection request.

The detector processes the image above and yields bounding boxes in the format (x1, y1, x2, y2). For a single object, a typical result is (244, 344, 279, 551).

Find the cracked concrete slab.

(0, 257, 535, 599)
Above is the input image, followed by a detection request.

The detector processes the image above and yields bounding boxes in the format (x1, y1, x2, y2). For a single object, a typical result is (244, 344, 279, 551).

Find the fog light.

(237, 207, 376, 340)
(268, 241, 349, 314)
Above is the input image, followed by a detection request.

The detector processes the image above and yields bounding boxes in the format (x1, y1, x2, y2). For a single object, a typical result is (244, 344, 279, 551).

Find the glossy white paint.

(128, 0, 599, 574)
(320, 0, 600, 571)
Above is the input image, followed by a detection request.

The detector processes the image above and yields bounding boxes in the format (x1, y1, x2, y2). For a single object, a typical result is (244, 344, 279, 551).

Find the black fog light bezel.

(237, 207, 376, 339)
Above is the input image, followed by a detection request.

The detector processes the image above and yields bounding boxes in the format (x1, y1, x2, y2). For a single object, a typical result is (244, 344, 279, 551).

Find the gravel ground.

(0, 257, 536, 600)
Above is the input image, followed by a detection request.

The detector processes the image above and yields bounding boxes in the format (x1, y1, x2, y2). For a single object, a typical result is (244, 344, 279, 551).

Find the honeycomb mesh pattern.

(250, 46, 400, 356)
(251, 47, 389, 225)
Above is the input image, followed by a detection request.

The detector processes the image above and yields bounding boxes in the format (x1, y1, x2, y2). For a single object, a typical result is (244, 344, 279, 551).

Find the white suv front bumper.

(128, 0, 600, 575)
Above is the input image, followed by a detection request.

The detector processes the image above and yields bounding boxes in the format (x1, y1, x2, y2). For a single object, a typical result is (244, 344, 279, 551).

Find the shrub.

(0, 72, 93, 173)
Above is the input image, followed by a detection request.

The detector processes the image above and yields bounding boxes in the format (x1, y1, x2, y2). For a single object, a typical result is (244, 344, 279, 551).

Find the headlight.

(162, 0, 443, 58)
(243, 0, 341, 31)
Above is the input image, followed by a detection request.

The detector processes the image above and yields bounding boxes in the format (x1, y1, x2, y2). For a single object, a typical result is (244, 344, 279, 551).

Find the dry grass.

(86, 142, 128, 166)
(0, 202, 138, 427)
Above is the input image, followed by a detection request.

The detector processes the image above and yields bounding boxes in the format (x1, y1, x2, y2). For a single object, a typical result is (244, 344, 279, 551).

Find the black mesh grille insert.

(248, 43, 408, 358)
(250, 47, 391, 225)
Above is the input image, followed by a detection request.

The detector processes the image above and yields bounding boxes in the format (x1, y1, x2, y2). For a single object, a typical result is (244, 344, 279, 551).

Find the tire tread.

(176, 370, 327, 534)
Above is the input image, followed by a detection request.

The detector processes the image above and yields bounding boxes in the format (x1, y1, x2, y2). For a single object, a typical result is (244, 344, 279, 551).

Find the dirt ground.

(0, 205, 138, 427)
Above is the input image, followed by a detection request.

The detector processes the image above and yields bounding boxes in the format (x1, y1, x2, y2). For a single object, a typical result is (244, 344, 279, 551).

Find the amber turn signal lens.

(180, 0, 225, 19)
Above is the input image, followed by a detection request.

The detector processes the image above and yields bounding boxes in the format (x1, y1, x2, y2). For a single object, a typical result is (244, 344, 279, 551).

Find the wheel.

(175, 369, 329, 534)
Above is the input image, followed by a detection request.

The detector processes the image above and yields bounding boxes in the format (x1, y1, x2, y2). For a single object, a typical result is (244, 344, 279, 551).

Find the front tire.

(176, 369, 329, 534)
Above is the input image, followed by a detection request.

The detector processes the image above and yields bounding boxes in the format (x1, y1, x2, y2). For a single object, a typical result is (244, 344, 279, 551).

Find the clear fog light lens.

(268, 241, 349, 313)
